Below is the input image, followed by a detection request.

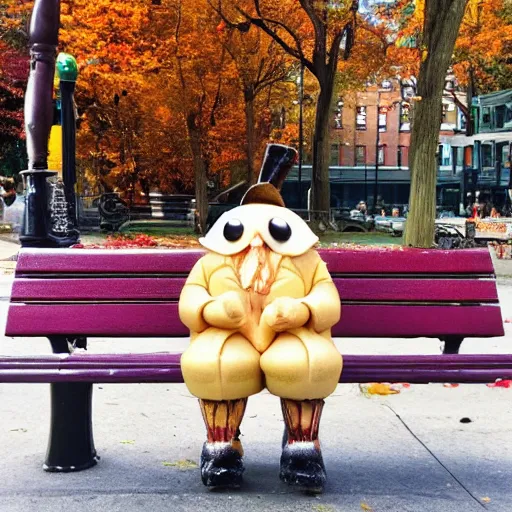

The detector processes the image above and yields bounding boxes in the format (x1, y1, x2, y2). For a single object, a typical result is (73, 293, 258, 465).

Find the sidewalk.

(1, 337, 512, 512)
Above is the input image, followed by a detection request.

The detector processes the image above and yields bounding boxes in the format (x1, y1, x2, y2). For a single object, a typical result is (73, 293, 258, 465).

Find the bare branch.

(236, 4, 316, 75)
(447, 88, 469, 120)
(298, 0, 324, 41)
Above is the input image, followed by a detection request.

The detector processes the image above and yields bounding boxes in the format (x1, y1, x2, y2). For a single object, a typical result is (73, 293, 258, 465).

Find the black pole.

(60, 79, 78, 229)
(373, 91, 380, 213)
(298, 63, 304, 209)
(364, 163, 368, 205)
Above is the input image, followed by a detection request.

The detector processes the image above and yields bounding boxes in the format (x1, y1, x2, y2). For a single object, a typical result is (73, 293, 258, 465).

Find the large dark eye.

(223, 219, 244, 241)
(269, 218, 291, 242)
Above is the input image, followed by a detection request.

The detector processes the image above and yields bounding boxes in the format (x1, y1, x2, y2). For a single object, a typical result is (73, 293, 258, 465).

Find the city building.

(283, 77, 468, 213)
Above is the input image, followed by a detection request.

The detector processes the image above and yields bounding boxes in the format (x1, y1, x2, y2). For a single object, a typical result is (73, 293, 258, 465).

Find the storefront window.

(481, 143, 493, 167)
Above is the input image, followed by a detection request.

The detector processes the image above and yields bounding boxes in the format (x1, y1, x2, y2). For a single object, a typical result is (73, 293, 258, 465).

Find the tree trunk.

(403, 0, 468, 248)
(186, 112, 208, 235)
(310, 81, 333, 225)
(244, 89, 256, 185)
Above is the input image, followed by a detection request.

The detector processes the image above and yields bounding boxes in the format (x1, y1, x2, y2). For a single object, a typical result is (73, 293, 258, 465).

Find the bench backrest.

(6, 247, 504, 339)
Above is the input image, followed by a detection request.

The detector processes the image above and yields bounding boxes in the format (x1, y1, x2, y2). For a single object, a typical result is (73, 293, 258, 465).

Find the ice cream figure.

(179, 144, 342, 493)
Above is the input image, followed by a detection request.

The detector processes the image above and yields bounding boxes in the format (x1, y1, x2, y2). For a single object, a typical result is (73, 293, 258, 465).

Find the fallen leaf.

(504, 318, 511, 323)
(361, 502, 373, 511)
(162, 459, 198, 470)
(481, 497, 491, 503)
(443, 383, 459, 388)
(120, 440, 135, 444)
(362, 383, 400, 396)
(487, 380, 512, 388)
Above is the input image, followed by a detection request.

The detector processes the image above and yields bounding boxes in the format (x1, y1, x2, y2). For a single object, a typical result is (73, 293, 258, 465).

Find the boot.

(280, 398, 327, 494)
(199, 398, 247, 489)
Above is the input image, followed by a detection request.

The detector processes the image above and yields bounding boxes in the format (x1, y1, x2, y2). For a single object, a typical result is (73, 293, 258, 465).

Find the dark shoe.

(279, 441, 326, 494)
(200, 442, 244, 489)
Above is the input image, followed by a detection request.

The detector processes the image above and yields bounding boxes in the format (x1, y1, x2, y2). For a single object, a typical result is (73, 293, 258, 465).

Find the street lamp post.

(19, 0, 59, 248)
(373, 90, 381, 213)
(297, 63, 304, 210)
(57, 52, 79, 231)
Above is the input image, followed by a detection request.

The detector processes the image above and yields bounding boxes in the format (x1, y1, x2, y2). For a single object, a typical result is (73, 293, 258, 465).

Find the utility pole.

(373, 90, 381, 213)
(298, 63, 304, 209)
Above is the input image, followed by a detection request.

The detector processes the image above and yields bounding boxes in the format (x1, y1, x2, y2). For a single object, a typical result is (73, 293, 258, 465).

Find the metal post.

(373, 90, 381, 213)
(298, 63, 304, 209)
(57, 53, 79, 232)
(45, 336, 97, 472)
(19, 0, 79, 247)
(19, 0, 59, 247)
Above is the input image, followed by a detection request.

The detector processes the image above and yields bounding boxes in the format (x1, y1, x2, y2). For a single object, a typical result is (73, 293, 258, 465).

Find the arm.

(300, 259, 341, 333)
(178, 258, 246, 332)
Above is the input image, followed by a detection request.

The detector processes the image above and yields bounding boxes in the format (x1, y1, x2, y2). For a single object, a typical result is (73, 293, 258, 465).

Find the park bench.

(2, 246, 511, 473)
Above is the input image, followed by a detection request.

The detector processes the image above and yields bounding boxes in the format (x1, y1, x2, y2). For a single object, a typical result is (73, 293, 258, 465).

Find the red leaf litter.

(72, 234, 201, 249)
(487, 380, 512, 388)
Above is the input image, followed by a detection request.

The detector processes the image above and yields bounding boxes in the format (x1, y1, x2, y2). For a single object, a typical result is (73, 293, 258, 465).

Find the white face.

(200, 203, 319, 257)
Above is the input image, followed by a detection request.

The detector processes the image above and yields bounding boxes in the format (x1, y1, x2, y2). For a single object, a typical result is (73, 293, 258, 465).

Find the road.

(0, 274, 511, 512)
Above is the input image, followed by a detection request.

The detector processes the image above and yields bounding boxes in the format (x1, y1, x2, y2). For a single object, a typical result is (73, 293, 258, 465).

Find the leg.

(261, 332, 342, 493)
(45, 336, 97, 472)
(181, 331, 263, 488)
(199, 398, 247, 489)
(441, 336, 464, 354)
(280, 398, 326, 493)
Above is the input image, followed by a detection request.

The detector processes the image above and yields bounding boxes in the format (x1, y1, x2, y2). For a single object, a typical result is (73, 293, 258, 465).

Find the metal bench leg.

(44, 336, 98, 472)
(441, 336, 464, 355)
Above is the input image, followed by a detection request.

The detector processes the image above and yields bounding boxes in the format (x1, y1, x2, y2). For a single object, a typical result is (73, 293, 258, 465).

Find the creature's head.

(199, 145, 318, 293)
(199, 144, 318, 258)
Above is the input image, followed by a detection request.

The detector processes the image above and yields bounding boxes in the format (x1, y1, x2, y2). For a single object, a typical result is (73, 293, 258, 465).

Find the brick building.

(330, 79, 412, 168)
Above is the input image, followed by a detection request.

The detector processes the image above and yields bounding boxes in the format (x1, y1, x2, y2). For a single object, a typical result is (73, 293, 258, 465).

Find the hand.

(262, 297, 310, 332)
(203, 291, 247, 329)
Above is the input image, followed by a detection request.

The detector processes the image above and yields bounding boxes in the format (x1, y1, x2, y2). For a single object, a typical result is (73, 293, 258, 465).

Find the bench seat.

(2, 246, 508, 473)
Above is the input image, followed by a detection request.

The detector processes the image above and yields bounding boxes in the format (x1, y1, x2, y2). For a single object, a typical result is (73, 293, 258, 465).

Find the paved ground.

(0, 240, 511, 511)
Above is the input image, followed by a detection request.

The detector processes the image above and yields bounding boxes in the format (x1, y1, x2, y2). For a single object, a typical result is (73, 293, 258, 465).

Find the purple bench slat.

(5, 303, 504, 338)
(335, 278, 499, 302)
(338, 304, 504, 337)
(10, 278, 187, 301)
(10, 277, 499, 303)
(0, 354, 511, 384)
(14, 248, 495, 276)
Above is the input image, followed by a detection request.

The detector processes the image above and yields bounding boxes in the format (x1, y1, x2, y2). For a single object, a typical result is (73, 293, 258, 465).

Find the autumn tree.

(0, 2, 30, 176)
(216, 0, 358, 224)
(213, 5, 293, 184)
(400, 0, 468, 248)
(0, 41, 28, 176)
(149, 0, 246, 233)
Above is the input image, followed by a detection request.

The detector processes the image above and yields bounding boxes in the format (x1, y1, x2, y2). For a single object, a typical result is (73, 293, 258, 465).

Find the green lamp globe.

(57, 53, 78, 82)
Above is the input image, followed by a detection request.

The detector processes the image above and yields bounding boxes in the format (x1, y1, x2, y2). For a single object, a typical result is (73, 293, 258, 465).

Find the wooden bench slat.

(338, 304, 504, 337)
(10, 278, 187, 301)
(1, 354, 511, 384)
(15, 248, 495, 276)
(6, 303, 504, 338)
(10, 276, 499, 303)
